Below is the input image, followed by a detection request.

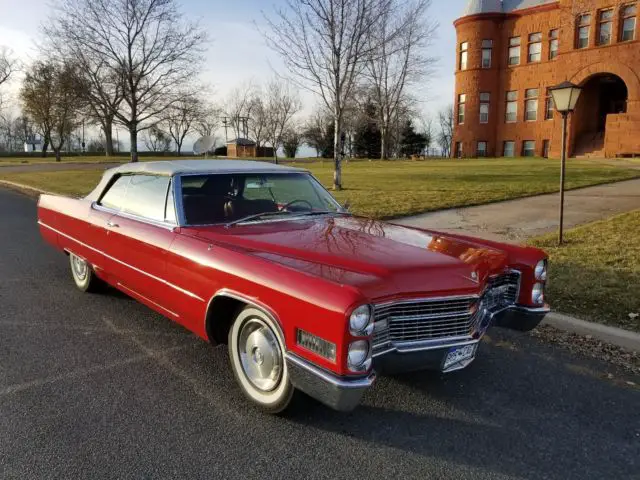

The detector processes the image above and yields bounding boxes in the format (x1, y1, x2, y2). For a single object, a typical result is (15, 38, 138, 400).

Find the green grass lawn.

(530, 210, 640, 332)
(1, 158, 638, 217)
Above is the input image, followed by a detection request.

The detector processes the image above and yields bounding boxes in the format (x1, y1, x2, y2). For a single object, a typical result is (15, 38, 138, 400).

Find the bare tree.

(282, 125, 303, 158)
(419, 114, 434, 155)
(263, 0, 393, 189)
(303, 109, 333, 158)
(46, 0, 207, 162)
(437, 105, 454, 158)
(263, 79, 301, 163)
(224, 81, 256, 141)
(194, 102, 220, 138)
(248, 93, 268, 148)
(144, 126, 172, 153)
(162, 94, 203, 155)
(21, 61, 81, 161)
(0, 47, 18, 87)
(366, 0, 436, 159)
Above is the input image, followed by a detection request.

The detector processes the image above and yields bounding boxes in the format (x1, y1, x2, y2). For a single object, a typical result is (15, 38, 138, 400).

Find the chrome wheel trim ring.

(237, 318, 283, 392)
(71, 255, 88, 281)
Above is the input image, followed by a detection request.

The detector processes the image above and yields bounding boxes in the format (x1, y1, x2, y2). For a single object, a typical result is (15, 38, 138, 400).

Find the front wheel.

(69, 253, 102, 292)
(228, 306, 295, 413)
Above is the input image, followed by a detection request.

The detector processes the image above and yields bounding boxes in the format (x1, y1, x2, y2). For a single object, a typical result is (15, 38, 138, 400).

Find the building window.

(577, 14, 591, 49)
(525, 88, 538, 121)
(455, 142, 463, 158)
(479, 92, 490, 123)
(522, 140, 536, 157)
(508, 37, 521, 65)
(545, 89, 555, 120)
(528, 32, 542, 62)
(505, 91, 518, 123)
(458, 94, 466, 124)
(481, 39, 492, 68)
(549, 29, 559, 59)
(598, 9, 614, 45)
(503, 141, 515, 157)
(621, 4, 637, 41)
(459, 42, 468, 70)
(542, 139, 550, 158)
(477, 141, 487, 157)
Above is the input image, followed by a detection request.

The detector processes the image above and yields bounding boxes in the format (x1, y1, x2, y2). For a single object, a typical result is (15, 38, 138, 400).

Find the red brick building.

(453, 0, 640, 158)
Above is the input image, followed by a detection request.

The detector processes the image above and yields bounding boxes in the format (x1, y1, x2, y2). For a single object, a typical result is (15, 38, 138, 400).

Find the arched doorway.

(572, 73, 628, 157)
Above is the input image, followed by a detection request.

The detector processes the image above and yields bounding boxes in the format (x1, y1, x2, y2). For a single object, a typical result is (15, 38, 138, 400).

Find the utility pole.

(222, 117, 229, 142)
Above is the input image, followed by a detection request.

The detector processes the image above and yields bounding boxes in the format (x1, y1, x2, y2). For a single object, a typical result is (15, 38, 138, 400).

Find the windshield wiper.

(224, 210, 350, 228)
(224, 211, 296, 228)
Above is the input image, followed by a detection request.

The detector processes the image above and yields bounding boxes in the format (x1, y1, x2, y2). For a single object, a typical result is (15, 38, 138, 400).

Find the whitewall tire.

(228, 306, 295, 413)
(69, 253, 102, 292)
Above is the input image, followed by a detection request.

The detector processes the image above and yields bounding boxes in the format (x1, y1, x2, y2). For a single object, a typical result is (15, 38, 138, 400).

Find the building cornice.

(454, 1, 559, 28)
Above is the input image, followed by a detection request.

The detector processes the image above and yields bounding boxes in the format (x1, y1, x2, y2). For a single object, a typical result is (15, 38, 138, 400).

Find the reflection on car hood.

(187, 216, 510, 300)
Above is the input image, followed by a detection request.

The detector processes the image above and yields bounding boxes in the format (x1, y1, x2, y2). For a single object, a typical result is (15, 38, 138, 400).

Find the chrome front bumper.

(286, 304, 549, 411)
(286, 353, 375, 412)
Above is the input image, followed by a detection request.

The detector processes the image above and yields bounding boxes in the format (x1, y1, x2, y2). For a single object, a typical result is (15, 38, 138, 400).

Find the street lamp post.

(549, 81, 582, 245)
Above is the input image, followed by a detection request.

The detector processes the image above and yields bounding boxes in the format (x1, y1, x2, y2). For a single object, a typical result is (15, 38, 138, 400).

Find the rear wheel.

(228, 306, 295, 413)
(69, 253, 102, 292)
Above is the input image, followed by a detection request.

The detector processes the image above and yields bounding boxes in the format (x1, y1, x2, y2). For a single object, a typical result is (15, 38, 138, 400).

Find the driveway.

(0, 187, 638, 479)
(394, 178, 640, 242)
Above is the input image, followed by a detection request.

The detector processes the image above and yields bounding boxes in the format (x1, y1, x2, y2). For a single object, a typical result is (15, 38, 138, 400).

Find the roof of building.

(106, 159, 305, 176)
(226, 137, 256, 146)
(462, 0, 556, 16)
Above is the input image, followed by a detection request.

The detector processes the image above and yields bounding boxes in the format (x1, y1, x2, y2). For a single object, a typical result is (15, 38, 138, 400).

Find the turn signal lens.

(535, 259, 548, 281)
(349, 305, 373, 336)
(532, 282, 545, 305)
(347, 340, 371, 372)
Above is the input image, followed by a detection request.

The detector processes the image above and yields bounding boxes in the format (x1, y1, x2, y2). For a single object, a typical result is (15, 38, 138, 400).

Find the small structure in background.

(226, 138, 274, 158)
(24, 135, 43, 153)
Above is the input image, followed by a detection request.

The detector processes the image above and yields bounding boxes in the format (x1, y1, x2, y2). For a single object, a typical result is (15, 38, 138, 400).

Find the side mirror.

(342, 200, 351, 213)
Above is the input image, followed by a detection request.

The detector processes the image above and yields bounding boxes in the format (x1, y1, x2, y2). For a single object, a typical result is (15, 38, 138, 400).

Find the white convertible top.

(107, 159, 306, 176)
(85, 159, 308, 201)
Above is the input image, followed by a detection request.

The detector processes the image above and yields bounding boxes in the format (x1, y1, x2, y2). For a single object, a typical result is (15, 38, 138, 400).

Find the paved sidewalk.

(394, 178, 640, 242)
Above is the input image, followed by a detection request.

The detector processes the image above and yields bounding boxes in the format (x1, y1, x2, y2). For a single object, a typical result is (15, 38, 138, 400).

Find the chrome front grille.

(482, 271, 520, 310)
(372, 297, 477, 351)
(372, 271, 521, 352)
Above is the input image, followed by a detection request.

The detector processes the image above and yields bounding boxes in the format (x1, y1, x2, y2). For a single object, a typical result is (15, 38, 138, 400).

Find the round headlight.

(535, 259, 548, 281)
(349, 305, 373, 336)
(532, 282, 545, 305)
(347, 340, 371, 371)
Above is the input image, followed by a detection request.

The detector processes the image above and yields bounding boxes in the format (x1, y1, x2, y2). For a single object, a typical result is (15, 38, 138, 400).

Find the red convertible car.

(38, 160, 549, 412)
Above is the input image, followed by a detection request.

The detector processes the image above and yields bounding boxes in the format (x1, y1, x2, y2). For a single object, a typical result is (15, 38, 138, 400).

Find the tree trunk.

(130, 129, 138, 162)
(103, 120, 114, 156)
(380, 125, 389, 160)
(41, 137, 49, 157)
(54, 149, 61, 162)
(333, 110, 342, 191)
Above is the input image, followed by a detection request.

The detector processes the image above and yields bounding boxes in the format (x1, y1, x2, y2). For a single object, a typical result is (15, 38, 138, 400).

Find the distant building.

(454, 0, 640, 158)
(24, 135, 43, 153)
(226, 138, 274, 158)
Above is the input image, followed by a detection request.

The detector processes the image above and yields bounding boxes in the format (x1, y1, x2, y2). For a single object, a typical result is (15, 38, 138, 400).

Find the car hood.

(185, 215, 510, 300)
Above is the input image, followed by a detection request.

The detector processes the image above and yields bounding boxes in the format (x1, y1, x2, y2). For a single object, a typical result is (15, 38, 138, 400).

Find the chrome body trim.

(92, 202, 177, 231)
(38, 220, 205, 302)
(116, 282, 180, 319)
(285, 352, 375, 412)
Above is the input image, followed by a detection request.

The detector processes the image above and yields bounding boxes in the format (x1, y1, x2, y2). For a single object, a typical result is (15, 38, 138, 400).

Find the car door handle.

(107, 221, 119, 228)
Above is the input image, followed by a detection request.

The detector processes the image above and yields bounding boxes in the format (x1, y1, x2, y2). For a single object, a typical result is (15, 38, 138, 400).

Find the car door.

(98, 174, 179, 319)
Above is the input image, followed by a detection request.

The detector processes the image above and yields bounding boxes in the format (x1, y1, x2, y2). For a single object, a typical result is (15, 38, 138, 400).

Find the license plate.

(443, 344, 477, 370)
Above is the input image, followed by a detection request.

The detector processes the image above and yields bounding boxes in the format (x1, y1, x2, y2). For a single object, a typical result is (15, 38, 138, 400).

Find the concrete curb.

(0, 180, 53, 198)
(543, 312, 640, 352)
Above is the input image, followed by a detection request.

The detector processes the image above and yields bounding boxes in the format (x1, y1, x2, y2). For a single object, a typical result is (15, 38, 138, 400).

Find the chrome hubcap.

(71, 255, 88, 281)
(238, 319, 282, 392)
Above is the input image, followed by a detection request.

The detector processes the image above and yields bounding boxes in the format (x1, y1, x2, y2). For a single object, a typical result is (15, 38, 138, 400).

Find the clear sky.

(0, 0, 466, 149)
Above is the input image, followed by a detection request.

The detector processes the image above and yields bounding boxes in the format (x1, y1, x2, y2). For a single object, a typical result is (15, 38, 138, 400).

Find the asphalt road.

(0, 187, 638, 480)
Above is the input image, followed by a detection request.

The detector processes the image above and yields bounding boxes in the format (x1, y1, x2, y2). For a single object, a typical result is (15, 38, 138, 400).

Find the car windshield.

(180, 172, 343, 225)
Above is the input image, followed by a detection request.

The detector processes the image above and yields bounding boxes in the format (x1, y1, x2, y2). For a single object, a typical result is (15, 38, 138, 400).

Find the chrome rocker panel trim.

(285, 352, 375, 412)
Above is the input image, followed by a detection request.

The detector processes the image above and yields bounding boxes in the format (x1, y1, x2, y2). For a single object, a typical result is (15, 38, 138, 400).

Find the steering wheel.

(280, 199, 314, 212)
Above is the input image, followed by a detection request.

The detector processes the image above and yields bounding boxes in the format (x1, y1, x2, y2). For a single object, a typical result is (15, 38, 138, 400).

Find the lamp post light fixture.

(549, 81, 582, 245)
